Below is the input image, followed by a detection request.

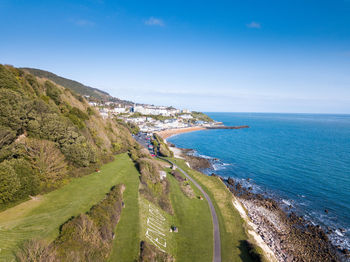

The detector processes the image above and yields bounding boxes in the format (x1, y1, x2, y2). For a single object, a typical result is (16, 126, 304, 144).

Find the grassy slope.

(0, 153, 136, 261)
(108, 159, 140, 262)
(170, 158, 256, 262)
(139, 197, 176, 256)
(166, 169, 213, 262)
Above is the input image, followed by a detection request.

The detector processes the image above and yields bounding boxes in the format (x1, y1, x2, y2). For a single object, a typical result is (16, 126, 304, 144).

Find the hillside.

(0, 64, 136, 208)
(21, 67, 132, 106)
(0, 65, 265, 262)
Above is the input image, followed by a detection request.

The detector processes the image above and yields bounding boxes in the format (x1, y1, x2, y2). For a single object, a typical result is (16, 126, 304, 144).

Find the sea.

(168, 112, 350, 250)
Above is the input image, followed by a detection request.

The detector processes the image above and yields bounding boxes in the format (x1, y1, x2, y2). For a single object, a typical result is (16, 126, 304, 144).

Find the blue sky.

(1, 0, 350, 113)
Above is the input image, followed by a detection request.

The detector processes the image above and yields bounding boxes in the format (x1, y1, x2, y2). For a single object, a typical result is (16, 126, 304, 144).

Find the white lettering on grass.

(145, 204, 167, 252)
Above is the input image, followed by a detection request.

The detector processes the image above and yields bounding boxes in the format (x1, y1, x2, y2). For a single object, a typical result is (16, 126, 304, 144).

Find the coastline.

(157, 125, 249, 140)
(165, 142, 346, 261)
(156, 126, 206, 139)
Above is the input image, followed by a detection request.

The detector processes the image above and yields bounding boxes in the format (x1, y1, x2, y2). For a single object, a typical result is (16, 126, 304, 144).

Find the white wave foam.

(282, 199, 293, 207)
(335, 229, 344, 237)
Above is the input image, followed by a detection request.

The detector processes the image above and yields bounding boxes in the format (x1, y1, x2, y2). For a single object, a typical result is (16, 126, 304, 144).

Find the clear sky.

(1, 0, 350, 113)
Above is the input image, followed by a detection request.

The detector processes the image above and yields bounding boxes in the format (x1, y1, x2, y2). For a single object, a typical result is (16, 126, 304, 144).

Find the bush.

(136, 158, 161, 184)
(139, 241, 174, 262)
(0, 125, 17, 148)
(10, 158, 40, 198)
(55, 214, 105, 261)
(153, 134, 173, 157)
(0, 89, 28, 131)
(0, 65, 20, 91)
(62, 142, 97, 167)
(54, 184, 125, 261)
(15, 239, 56, 262)
(87, 107, 95, 116)
(0, 160, 20, 204)
(65, 107, 89, 129)
(24, 74, 41, 96)
(45, 81, 62, 105)
(135, 158, 173, 214)
(69, 107, 89, 120)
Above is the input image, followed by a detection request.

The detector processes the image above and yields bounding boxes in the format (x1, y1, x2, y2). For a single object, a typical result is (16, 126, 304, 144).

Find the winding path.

(162, 158, 221, 262)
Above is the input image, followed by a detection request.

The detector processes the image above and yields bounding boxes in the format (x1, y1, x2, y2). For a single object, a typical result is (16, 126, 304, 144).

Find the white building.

(133, 105, 177, 116)
(112, 107, 127, 114)
(99, 109, 109, 119)
(179, 114, 193, 119)
(88, 102, 98, 107)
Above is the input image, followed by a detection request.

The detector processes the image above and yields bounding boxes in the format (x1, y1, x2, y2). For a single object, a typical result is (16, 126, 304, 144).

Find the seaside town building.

(87, 98, 217, 133)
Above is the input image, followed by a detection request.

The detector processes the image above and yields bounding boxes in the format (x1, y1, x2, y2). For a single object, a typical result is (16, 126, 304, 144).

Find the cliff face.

(0, 65, 136, 208)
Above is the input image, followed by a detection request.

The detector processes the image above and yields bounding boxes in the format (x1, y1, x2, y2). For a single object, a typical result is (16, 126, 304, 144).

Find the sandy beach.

(156, 126, 206, 139)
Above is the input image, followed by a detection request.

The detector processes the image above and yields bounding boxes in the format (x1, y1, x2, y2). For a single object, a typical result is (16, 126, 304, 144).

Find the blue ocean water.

(168, 113, 350, 249)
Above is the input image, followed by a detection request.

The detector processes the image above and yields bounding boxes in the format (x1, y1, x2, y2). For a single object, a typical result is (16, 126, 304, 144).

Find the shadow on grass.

(238, 240, 263, 262)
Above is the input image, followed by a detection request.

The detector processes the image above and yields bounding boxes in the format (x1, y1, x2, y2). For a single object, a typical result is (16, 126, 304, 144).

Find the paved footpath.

(164, 159, 221, 262)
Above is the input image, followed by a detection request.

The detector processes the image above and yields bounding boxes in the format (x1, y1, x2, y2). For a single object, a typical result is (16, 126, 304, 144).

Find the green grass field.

(166, 169, 213, 262)
(0, 152, 263, 262)
(108, 157, 140, 262)
(170, 158, 258, 262)
(0, 153, 138, 261)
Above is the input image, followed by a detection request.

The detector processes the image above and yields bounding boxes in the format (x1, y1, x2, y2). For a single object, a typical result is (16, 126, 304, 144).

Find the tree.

(0, 89, 28, 131)
(45, 81, 62, 105)
(10, 158, 40, 198)
(0, 125, 16, 148)
(23, 138, 67, 190)
(0, 160, 20, 204)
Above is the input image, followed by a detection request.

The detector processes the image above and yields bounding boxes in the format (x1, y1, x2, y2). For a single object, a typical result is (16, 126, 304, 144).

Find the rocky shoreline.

(173, 146, 349, 262)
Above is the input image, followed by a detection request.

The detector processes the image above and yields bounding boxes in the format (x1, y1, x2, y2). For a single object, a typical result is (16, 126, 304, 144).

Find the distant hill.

(21, 68, 132, 106)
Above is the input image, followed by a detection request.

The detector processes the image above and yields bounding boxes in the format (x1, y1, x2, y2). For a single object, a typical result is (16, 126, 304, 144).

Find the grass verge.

(166, 168, 213, 262)
(169, 158, 261, 262)
(108, 158, 140, 262)
(0, 153, 137, 261)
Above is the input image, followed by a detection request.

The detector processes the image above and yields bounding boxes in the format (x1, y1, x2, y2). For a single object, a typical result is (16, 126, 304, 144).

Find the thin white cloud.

(246, 21, 261, 29)
(144, 17, 165, 27)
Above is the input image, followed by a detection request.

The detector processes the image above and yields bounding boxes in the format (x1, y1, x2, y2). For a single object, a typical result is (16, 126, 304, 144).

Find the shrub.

(136, 158, 161, 184)
(135, 158, 173, 214)
(153, 134, 173, 157)
(45, 81, 62, 105)
(10, 158, 40, 198)
(15, 239, 56, 262)
(139, 241, 174, 262)
(54, 184, 125, 261)
(24, 74, 41, 96)
(0, 125, 17, 148)
(69, 107, 89, 120)
(55, 214, 105, 262)
(0, 89, 27, 131)
(0, 160, 20, 204)
(87, 107, 95, 116)
(0, 64, 20, 91)
(62, 142, 97, 167)
(65, 107, 89, 129)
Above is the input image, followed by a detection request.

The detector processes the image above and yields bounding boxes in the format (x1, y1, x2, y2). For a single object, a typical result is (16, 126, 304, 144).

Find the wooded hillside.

(0, 65, 136, 208)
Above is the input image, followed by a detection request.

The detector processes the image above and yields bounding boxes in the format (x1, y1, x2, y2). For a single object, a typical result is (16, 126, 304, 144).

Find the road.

(162, 158, 222, 262)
